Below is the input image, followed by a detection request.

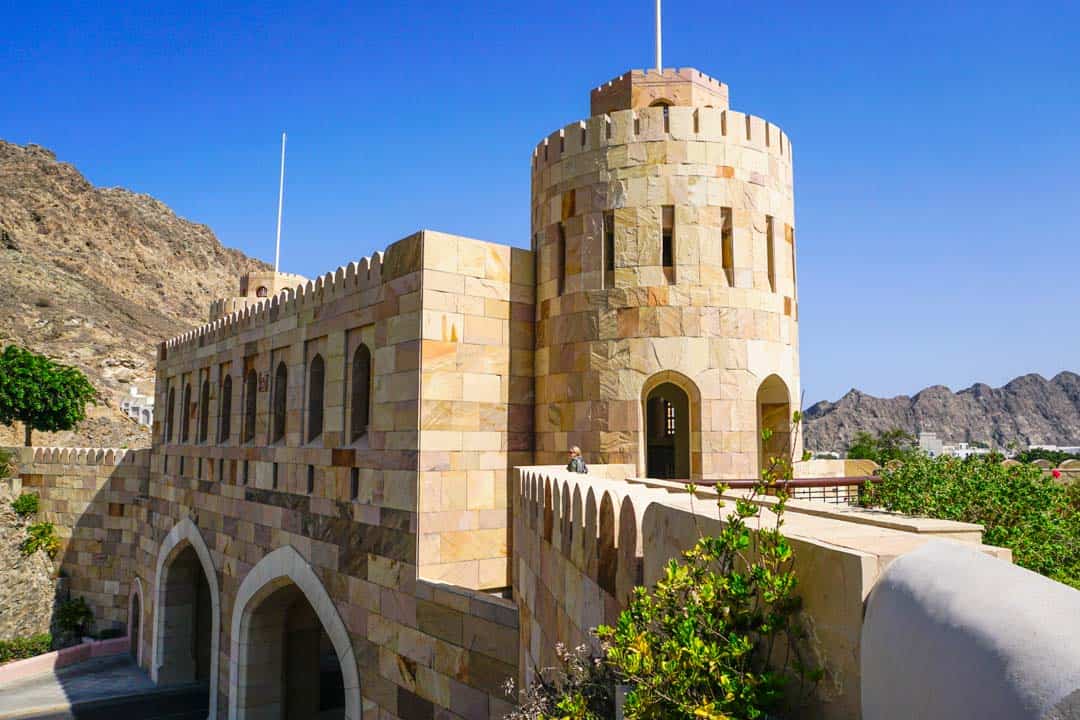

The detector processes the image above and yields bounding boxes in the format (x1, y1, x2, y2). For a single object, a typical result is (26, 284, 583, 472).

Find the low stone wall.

(513, 465, 1010, 720)
(6, 446, 149, 633)
(862, 542, 1080, 719)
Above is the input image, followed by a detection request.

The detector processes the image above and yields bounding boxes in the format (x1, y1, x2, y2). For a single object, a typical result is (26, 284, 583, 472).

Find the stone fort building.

(13, 68, 913, 720)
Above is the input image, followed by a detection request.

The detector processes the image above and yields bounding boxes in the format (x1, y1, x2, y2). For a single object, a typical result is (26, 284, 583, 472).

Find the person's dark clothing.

(567, 456, 588, 474)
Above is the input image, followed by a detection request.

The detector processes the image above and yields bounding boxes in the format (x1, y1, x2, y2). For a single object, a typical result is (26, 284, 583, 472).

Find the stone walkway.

(0, 655, 183, 719)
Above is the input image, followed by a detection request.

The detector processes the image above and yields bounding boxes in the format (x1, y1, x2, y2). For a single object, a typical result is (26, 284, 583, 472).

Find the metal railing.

(691, 477, 875, 505)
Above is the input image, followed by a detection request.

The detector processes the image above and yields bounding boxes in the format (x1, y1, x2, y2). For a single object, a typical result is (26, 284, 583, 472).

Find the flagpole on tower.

(274, 132, 286, 274)
(655, 0, 662, 72)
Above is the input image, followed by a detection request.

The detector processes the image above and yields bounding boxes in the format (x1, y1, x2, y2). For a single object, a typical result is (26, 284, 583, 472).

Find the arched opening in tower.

(129, 589, 140, 660)
(645, 382, 690, 479)
(757, 374, 792, 476)
(236, 582, 346, 719)
(157, 544, 213, 688)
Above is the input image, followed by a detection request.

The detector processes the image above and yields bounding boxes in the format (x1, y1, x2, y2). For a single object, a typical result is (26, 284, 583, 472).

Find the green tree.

(846, 428, 917, 465)
(0, 346, 97, 446)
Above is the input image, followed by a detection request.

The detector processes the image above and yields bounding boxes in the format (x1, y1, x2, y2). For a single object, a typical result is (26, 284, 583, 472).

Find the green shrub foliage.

(21, 521, 59, 558)
(12, 492, 40, 518)
(0, 448, 13, 479)
(56, 596, 94, 637)
(862, 455, 1080, 589)
(0, 634, 53, 664)
(596, 415, 817, 719)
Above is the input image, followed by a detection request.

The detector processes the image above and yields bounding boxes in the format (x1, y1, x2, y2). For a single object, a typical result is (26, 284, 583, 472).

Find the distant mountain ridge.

(803, 372, 1080, 452)
(0, 140, 269, 446)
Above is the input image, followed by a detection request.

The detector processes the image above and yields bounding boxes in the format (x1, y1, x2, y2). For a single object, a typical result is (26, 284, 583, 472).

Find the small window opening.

(243, 369, 257, 443)
(745, 115, 752, 141)
(605, 116, 612, 139)
(272, 361, 287, 444)
(721, 207, 735, 287)
(164, 455, 169, 474)
(603, 210, 615, 279)
(197, 457, 202, 478)
(272, 462, 279, 489)
(307, 354, 325, 443)
(661, 206, 675, 278)
(350, 468, 359, 501)
(788, 224, 797, 293)
(559, 134, 564, 153)
(255, 286, 268, 298)
(218, 374, 232, 443)
(766, 215, 776, 292)
(179, 456, 185, 476)
(556, 223, 566, 295)
(633, 115, 640, 135)
(721, 111, 728, 136)
(242, 460, 249, 486)
(350, 345, 372, 441)
(765, 122, 771, 147)
(306, 465, 315, 494)
(218, 459, 224, 483)
(693, 109, 699, 133)
(198, 380, 210, 443)
(180, 383, 192, 443)
(580, 125, 587, 147)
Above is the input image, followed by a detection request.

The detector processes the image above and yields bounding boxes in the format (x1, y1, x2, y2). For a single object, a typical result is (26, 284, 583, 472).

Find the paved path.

(0, 656, 206, 720)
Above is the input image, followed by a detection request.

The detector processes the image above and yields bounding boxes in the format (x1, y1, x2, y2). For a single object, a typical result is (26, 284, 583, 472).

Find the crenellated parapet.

(12, 446, 151, 467)
(162, 245, 401, 360)
(531, 105, 791, 175)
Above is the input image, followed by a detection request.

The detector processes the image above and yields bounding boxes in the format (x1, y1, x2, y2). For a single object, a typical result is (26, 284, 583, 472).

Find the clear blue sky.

(3, 1, 1077, 405)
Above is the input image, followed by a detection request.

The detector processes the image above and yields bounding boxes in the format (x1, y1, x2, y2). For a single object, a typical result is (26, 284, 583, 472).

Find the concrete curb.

(0, 636, 129, 686)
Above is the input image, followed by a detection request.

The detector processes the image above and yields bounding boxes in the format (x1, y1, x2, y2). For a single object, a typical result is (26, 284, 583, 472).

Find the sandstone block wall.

(417, 233, 535, 589)
(531, 87, 800, 479)
(8, 446, 148, 633)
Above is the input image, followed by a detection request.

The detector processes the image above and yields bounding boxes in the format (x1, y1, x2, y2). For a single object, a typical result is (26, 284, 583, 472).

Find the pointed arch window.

(198, 379, 210, 443)
(350, 345, 372, 442)
(243, 369, 257, 443)
(180, 383, 192, 443)
(218, 374, 232, 443)
(164, 386, 175, 443)
(272, 361, 288, 444)
(307, 354, 325, 443)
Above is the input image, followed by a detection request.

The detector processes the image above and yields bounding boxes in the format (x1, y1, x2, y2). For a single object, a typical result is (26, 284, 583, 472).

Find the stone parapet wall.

(7, 446, 149, 633)
(513, 465, 1012, 720)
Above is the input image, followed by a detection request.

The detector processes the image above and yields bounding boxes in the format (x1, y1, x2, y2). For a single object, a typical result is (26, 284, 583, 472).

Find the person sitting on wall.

(567, 446, 588, 474)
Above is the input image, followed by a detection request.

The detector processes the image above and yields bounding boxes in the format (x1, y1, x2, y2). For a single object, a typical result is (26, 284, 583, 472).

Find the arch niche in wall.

(756, 374, 792, 475)
(640, 371, 700, 481)
(228, 545, 361, 720)
(152, 517, 221, 719)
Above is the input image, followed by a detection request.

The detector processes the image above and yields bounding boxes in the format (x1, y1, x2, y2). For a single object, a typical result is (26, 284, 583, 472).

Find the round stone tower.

(531, 68, 800, 480)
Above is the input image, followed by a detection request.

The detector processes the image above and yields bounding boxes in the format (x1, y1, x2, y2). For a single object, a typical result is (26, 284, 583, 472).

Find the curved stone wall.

(531, 94, 800, 478)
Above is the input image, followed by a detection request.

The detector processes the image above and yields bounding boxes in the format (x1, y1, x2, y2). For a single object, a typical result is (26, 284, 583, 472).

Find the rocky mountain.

(0, 140, 269, 447)
(804, 372, 1080, 452)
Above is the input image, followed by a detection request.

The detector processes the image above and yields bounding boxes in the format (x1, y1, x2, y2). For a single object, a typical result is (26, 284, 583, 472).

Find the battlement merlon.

(590, 67, 730, 116)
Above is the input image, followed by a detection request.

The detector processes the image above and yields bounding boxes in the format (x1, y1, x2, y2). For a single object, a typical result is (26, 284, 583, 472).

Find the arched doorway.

(229, 546, 361, 720)
(644, 382, 691, 480)
(157, 545, 213, 685)
(129, 578, 144, 664)
(152, 518, 221, 718)
(757, 375, 792, 475)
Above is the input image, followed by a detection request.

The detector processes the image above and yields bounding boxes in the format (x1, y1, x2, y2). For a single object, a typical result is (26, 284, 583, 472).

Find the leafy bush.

(12, 492, 39, 518)
(0, 449, 13, 479)
(56, 596, 93, 637)
(21, 521, 59, 558)
(509, 414, 817, 719)
(503, 643, 616, 720)
(93, 627, 125, 641)
(862, 454, 1080, 589)
(0, 634, 53, 664)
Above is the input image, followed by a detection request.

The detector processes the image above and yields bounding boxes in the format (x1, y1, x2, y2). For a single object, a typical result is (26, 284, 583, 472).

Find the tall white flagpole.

(655, 0, 662, 72)
(274, 132, 286, 274)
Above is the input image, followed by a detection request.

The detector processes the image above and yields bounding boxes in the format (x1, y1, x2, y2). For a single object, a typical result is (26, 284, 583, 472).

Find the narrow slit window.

(242, 460, 249, 486)
(164, 386, 175, 443)
(198, 379, 210, 443)
(350, 467, 359, 501)
(766, 215, 776, 292)
(180, 383, 192, 443)
(179, 456, 185, 477)
(272, 361, 287, 443)
(306, 465, 315, 494)
(307, 354, 325, 443)
(243, 369, 257, 443)
(350, 345, 372, 441)
(661, 205, 675, 272)
(603, 210, 615, 277)
(721, 207, 735, 287)
(788, 224, 797, 293)
(557, 223, 566, 295)
(218, 374, 232, 443)
(272, 462, 279, 489)
(217, 458, 224, 484)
